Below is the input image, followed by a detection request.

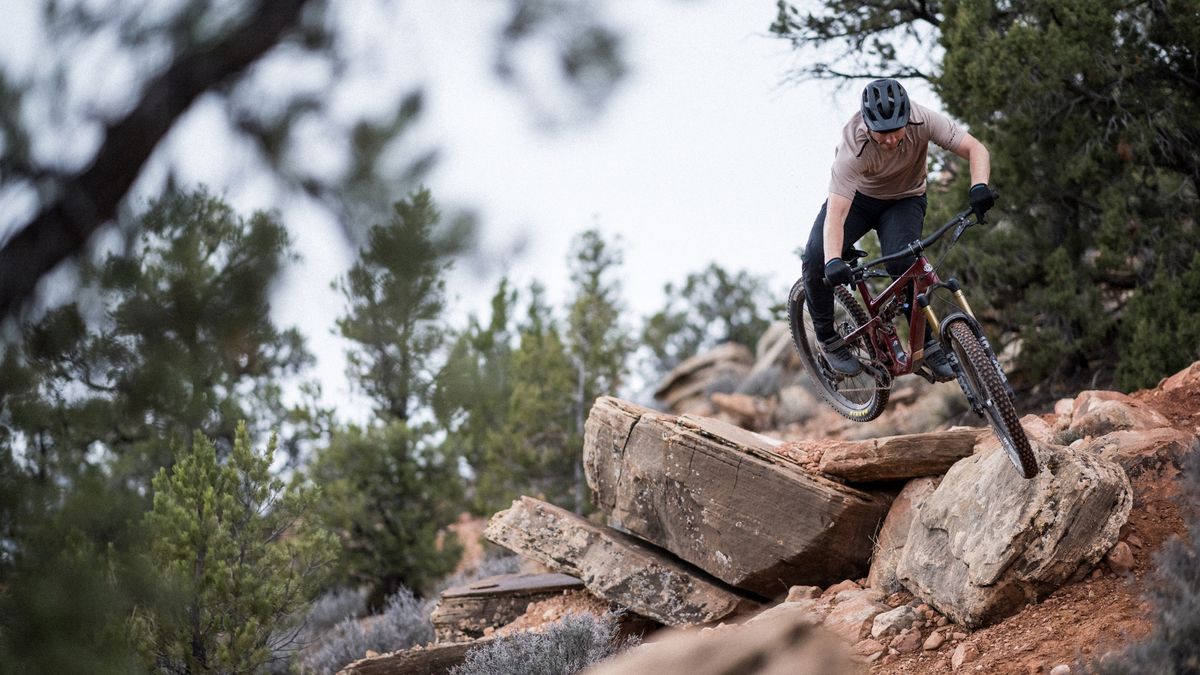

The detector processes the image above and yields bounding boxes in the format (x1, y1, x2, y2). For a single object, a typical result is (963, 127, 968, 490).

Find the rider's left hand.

(969, 183, 996, 215)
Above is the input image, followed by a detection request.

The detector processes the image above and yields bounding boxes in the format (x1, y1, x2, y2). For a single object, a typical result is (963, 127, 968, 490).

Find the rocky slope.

(338, 340, 1200, 675)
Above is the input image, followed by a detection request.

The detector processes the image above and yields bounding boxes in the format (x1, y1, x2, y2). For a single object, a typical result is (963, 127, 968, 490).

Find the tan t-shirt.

(828, 102, 965, 200)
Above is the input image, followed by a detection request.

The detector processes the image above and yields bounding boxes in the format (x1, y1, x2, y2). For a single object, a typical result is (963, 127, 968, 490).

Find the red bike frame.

(835, 207, 982, 379)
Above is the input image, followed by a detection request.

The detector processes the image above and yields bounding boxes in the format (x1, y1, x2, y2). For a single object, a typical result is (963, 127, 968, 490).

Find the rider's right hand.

(824, 258, 853, 286)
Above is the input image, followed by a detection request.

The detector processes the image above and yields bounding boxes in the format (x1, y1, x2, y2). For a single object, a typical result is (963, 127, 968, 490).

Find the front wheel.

(945, 320, 1038, 478)
(788, 277, 890, 422)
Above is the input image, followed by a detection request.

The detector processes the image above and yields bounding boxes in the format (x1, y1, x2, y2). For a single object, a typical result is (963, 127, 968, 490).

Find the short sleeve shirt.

(828, 102, 965, 200)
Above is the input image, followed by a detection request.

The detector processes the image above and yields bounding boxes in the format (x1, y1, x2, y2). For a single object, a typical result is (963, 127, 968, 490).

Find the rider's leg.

(802, 193, 880, 342)
(803, 194, 880, 375)
(875, 194, 953, 379)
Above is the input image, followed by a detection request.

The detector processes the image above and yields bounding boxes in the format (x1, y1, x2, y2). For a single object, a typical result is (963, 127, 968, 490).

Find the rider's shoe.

(923, 340, 955, 381)
(821, 336, 863, 376)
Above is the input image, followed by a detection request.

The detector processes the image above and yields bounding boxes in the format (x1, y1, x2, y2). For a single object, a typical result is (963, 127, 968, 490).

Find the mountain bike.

(787, 200, 1037, 479)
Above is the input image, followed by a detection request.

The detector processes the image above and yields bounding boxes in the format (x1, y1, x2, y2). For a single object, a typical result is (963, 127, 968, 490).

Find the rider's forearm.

(823, 193, 852, 263)
(969, 143, 990, 185)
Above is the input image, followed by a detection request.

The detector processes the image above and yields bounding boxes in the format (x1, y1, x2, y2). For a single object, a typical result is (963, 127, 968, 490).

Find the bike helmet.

(861, 79, 910, 132)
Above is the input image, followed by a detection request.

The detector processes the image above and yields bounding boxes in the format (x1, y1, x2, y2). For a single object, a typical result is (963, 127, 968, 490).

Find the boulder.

(586, 606, 855, 675)
(1161, 361, 1200, 392)
(897, 442, 1132, 628)
(751, 321, 796, 375)
(484, 496, 752, 626)
(820, 589, 889, 643)
(709, 392, 772, 430)
(584, 397, 893, 597)
(430, 573, 584, 643)
(871, 605, 921, 639)
(654, 342, 753, 410)
(867, 476, 941, 595)
(1069, 391, 1170, 437)
(817, 430, 981, 482)
(1081, 428, 1197, 478)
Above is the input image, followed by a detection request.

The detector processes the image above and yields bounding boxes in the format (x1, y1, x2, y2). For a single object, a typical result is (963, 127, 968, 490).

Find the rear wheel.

(945, 320, 1038, 478)
(788, 277, 890, 422)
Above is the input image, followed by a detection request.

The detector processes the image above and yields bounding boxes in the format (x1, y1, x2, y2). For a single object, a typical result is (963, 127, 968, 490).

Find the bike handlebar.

(857, 206, 978, 272)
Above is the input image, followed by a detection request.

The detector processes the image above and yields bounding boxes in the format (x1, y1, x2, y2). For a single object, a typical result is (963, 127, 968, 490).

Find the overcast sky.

(1, 1, 945, 419)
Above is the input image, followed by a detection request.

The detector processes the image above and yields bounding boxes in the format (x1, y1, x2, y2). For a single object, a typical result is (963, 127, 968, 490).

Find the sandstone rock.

(1082, 428, 1197, 478)
(484, 497, 751, 625)
(923, 630, 946, 650)
(747, 597, 830, 626)
(655, 342, 754, 409)
(787, 585, 822, 602)
(952, 642, 979, 670)
(1050, 665, 1071, 675)
(584, 397, 892, 597)
(892, 628, 924, 654)
(1069, 392, 1170, 437)
(338, 639, 484, 674)
(710, 392, 772, 430)
(1105, 541, 1136, 575)
(818, 430, 981, 482)
(430, 572, 584, 643)
(751, 321, 795, 374)
(852, 638, 886, 657)
(1054, 398, 1074, 422)
(586, 608, 855, 675)
(871, 605, 921, 639)
(822, 580, 862, 597)
(897, 442, 1132, 628)
(868, 476, 941, 595)
(821, 590, 889, 643)
(1161, 361, 1200, 392)
(774, 384, 820, 427)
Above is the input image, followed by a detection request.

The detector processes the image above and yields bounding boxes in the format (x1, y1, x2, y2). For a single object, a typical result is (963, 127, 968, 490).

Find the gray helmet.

(861, 79, 910, 132)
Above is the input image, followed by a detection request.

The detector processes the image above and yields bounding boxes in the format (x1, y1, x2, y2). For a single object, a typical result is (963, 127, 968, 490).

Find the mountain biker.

(802, 78, 995, 378)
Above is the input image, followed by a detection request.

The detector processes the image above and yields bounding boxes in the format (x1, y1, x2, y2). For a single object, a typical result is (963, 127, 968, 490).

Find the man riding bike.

(802, 78, 995, 378)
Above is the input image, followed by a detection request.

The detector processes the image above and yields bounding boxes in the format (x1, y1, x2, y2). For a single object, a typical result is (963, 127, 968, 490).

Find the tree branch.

(0, 0, 312, 320)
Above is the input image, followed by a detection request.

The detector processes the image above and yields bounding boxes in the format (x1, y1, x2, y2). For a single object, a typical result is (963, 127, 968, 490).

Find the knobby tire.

(946, 320, 1038, 479)
(788, 277, 890, 422)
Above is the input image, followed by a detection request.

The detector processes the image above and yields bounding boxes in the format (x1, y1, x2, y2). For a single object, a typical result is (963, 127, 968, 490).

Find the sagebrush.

(451, 612, 637, 675)
(300, 587, 435, 674)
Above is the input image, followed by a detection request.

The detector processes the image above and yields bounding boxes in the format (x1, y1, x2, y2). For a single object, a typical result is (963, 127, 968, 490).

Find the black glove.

(969, 183, 996, 215)
(824, 258, 853, 286)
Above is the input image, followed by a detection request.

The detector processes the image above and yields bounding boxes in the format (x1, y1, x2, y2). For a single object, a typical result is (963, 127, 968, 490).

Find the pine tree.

(335, 188, 452, 423)
(322, 188, 465, 602)
(308, 421, 462, 604)
(0, 188, 315, 488)
(131, 422, 336, 673)
(565, 230, 632, 512)
(641, 263, 773, 379)
(433, 277, 517, 510)
(477, 283, 579, 512)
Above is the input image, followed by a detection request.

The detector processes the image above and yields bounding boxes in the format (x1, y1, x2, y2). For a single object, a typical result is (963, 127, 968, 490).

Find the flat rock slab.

(817, 429, 982, 482)
(430, 573, 584, 643)
(897, 441, 1132, 628)
(337, 639, 483, 675)
(584, 397, 892, 598)
(484, 496, 752, 626)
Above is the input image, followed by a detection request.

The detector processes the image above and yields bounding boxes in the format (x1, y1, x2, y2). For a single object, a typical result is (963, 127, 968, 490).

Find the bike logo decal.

(923, 262, 933, 272)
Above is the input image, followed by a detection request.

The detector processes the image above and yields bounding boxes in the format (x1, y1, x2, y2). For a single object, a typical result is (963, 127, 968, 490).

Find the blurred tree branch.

(0, 0, 310, 321)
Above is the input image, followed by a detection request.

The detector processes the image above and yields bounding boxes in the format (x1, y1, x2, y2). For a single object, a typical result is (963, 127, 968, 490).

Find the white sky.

(0, 1, 945, 421)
